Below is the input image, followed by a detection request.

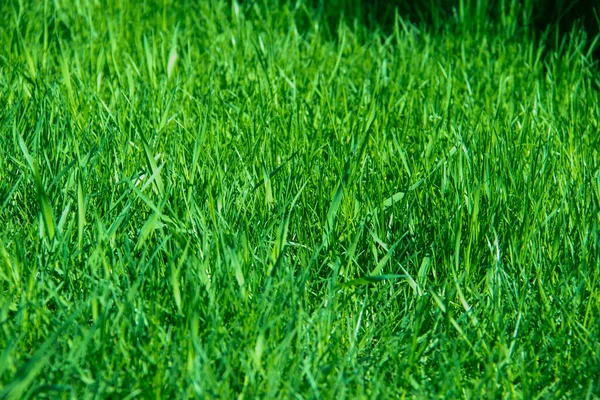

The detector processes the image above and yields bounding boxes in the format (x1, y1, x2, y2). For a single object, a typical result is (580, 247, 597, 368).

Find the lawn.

(1, 0, 599, 398)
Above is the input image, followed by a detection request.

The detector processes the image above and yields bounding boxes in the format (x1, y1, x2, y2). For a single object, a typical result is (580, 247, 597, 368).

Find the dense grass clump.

(1, 0, 599, 398)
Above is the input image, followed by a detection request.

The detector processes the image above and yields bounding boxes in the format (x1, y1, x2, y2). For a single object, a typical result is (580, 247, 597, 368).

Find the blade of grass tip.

(158, 94, 173, 133)
(251, 151, 298, 193)
(354, 118, 372, 165)
(326, 180, 344, 233)
(418, 256, 431, 284)
(226, 244, 246, 297)
(408, 144, 458, 192)
(139, 159, 166, 195)
(0, 240, 19, 288)
(326, 157, 351, 234)
(262, 163, 274, 209)
(17, 133, 35, 173)
(398, 263, 422, 296)
(143, 35, 155, 87)
(56, 201, 71, 236)
(141, 138, 164, 197)
(344, 218, 365, 273)
(18, 132, 56, 242)
(585, 34, 600, 60)
(60, 52, 74, 107)
(171, 256, 182, 315)
(127, 179, 166, 217)
(333, 100, 373, 225)
(383, 191, 405, 210)
(17, 30, 37, 82)
(47, 159, 76, 191)
(171, 239, 191, 315)
(327, 25, 345, 86)
(189, 111, 207, 187)
(136, 211, 161, 251)
(1, 176, 23, 211)
(106, 203, 132, 240)
(268, 182, 307, 277)
(35, 178, 56, 243)
(369, 238, 402, 276)
(167, 26, 178, 80)
(251, 40, 275, 101)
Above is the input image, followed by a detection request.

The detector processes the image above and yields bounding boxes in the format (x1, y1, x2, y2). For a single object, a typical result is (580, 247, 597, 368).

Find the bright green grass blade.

(383, 191, 405, 209)
(77, 178, 85, 248)
(167, 26, 178, 80)
(136, 212, 161, 251)
(141, 140, 164, 197)
(341, 274, 407, 287)
(16, 133, 35, 173)
(17, 133, 56, 241)
(369, 239, 401, 276)
(326, 181, 344, 232)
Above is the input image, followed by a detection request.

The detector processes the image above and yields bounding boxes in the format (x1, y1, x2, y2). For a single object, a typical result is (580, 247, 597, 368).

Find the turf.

(1, 0, 600, 398)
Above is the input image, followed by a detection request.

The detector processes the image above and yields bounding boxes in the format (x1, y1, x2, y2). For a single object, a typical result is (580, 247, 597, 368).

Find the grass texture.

(1, 0, 600, 398)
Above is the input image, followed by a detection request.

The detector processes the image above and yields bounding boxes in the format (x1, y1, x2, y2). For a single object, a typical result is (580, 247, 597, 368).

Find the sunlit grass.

(1, 0, 599, 398)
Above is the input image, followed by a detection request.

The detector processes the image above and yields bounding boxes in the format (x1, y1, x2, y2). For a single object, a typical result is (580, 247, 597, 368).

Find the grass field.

(1, 0, 600, 398)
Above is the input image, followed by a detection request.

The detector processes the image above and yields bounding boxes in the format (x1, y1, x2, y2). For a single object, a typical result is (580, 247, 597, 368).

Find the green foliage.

(0, 0, 599, 398)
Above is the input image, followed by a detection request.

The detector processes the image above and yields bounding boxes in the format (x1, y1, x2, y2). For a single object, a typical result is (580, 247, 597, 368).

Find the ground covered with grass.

(1, 0, 600, 398)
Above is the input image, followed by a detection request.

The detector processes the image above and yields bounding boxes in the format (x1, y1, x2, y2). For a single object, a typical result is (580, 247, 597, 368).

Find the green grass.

(1, 0, 600, 398)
